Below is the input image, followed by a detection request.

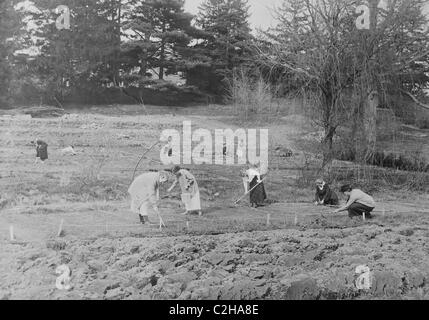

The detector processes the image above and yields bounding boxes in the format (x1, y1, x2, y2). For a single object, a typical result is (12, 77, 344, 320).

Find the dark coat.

(36, 140, 48, 161)
(249, 176, 267, 206)
(315, 184, 338, 205)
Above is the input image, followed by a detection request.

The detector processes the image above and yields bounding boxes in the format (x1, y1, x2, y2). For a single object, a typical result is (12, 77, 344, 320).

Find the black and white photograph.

(0, 0, 429, 303)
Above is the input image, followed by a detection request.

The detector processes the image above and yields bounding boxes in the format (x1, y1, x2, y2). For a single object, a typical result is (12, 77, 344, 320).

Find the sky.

(184, 0, 282, 31)
(184, 0, 429, 32)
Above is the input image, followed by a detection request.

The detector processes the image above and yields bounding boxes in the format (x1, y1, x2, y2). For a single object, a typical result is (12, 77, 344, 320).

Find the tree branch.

(400, 89, 429, 111)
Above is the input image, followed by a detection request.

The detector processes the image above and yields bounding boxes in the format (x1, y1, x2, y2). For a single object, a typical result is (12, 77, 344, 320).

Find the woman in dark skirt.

(35, 139, 48, 162)
(243, 164, 267, 208)
(249, 175, 267, 207)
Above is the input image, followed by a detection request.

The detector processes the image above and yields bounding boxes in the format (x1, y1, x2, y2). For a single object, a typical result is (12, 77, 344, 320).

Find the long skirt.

(181, 191, 201, 212)
(36, 145, 48, 161)
(249, 177, 266, 206)
(131, 195, 157, 217)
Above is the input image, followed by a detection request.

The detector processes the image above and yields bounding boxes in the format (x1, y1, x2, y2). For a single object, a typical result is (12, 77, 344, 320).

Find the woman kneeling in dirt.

(32, 139, 48, 163)
(333, 184, 376, 218)
(128, 171, 169, 224)
(314, 179, 338, 206)
(168, 166, 202, 216)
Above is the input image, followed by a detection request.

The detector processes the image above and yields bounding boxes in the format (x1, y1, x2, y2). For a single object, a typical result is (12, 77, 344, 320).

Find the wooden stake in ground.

(294, 214, 298, 226)
(266, 213, 271, 227)
(186, 221, 190, 231)
(57, 219, 64, 237)
(158, 213, 166, 230)
(362, 212, 366, 221)
(9, 225, 15, 241)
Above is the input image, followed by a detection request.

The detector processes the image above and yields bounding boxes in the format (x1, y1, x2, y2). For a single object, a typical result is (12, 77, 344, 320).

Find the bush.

(226, 69, 275, 119)
(367, 151, 428, 172)
(8, 76, 209, 107)
(335, 149, 428, 173)
(331, 165, 429, 193)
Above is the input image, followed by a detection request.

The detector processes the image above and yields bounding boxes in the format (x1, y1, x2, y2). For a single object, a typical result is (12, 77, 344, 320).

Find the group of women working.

(128, 163, 268, 225)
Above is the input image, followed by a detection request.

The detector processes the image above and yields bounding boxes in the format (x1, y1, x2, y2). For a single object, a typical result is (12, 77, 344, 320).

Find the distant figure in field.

(314, 179, 338, 206)
(168, 166, 202, 216)
(242, 162, 267, 208)
(162, 136, 173, 157)
(61, 145, 77, 156)
(33, 139, 48, 163)
(236, 139, 245, 163)
(333, 184, 376, 218)
(128, 170, 169, 225)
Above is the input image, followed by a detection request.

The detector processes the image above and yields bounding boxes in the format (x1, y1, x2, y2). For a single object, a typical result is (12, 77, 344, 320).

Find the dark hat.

(340, 184, 352, 193)
(172, 165, 181, 174)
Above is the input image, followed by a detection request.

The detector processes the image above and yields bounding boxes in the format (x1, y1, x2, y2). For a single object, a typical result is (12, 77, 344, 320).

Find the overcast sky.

(184, 0, 282, 31)
(185, 0, 429, 32)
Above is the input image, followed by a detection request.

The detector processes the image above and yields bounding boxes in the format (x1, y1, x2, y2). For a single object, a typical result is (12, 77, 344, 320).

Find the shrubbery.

(4, 77, 209, 107)
(335, 148, 429, 173)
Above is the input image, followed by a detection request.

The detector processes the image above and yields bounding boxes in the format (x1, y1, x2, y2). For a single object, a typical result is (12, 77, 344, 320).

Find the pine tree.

(21, 0, 123, 101)
(123, 0, 194, 80)
(0, 0, 22, 107)
(187, 0, 253, 94)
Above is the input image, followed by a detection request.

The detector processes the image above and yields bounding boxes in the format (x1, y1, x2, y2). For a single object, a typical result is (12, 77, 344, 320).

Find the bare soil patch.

(0, 105, 428, 300)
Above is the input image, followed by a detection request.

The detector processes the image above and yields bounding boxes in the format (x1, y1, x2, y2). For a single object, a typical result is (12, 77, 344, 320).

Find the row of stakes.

(8, 208, 385, 242)
(168, 214, 299, 231)
(7, 214, 301, 242)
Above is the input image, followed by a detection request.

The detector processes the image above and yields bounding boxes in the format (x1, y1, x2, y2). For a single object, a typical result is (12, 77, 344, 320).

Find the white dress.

(128, 172, 159, 216)
(177, 169, 201, 211)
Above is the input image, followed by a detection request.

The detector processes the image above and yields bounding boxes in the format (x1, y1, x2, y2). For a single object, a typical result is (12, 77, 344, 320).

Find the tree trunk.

(362, 0, 380, 163)
(363, 90, 378, 162)
(322, 125, 336, 168)
(159, 21, 166, 80)
(159, 42, 165, 80)
(351, 97, 362, 161)
(110, 0, 121, 81)
(139, 53, 148, 76)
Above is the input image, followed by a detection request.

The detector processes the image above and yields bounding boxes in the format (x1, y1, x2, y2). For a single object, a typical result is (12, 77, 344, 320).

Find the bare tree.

(257, 0, 429, 166)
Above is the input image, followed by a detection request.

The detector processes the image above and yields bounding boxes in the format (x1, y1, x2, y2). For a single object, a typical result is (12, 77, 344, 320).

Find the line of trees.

(1, 0, 428, 165)
(1, 0, 255, 104)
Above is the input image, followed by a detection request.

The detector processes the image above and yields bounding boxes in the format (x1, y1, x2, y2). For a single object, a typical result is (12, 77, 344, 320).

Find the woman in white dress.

(128, 170, 169, 224)
(168, 166, 202, 216)
(236, 139, 245, 163)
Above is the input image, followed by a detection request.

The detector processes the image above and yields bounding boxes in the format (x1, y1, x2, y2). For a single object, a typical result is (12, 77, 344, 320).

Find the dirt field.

(0, 104, 428, 300)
